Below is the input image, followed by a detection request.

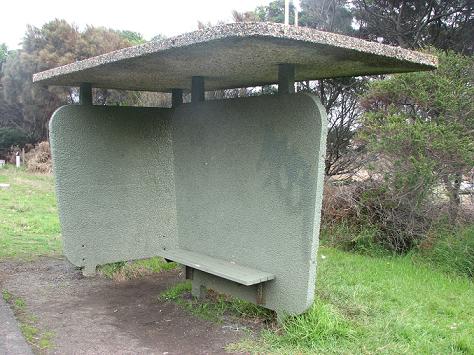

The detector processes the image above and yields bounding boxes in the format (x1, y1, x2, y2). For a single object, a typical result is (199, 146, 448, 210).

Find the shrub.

(321, 182, 360, 227)
(420, 225, 474, 277)
(358, 179, 437, 252)
(24, 141, 52, 174)
(321, 179, 438, 253)
(359, 50, 474, 221)
(321, 182, 384, 254)
(0, 128, 30, 154)
(328, 50, 474, 254)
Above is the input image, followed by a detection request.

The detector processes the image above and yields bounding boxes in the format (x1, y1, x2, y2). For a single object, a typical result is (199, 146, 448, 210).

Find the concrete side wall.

(50, 106, 178, 268)
(172, 94, 327, 315)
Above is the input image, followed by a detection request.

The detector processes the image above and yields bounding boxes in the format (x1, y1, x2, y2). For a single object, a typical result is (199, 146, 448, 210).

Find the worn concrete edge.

(32, 22, 438, 87)
(0, 298, 34, 355)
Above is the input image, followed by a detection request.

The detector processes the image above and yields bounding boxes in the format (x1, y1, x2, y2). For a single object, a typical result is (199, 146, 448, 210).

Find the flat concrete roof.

(33, 22, 437, 92)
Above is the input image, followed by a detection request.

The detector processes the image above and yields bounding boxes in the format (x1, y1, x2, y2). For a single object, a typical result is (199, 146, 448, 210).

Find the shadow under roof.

(33, 22, 437, 92)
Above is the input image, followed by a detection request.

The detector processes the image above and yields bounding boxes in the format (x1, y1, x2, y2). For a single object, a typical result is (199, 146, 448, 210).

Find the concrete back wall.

(50, 93, 327, 315)
(173, 94, 327, 314)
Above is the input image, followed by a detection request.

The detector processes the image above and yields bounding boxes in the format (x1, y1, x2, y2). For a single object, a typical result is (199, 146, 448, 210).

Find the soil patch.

(0, 257, 253, 354)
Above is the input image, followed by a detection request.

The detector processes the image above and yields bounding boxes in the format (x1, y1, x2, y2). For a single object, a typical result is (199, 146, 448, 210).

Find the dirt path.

(0, 258, 251, 354)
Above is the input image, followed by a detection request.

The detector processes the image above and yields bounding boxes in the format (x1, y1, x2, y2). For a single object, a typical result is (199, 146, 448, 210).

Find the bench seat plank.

(162, 248, 275, 286)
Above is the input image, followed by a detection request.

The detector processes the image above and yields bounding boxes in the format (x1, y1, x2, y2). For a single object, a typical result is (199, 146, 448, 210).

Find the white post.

(15, 153, 20, 168)
(294, 0, 300, 26)
(284, 0, 290, 26)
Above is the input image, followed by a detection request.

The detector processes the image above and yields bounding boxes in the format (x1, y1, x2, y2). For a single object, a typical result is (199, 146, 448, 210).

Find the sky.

(1, 0, 273, 49)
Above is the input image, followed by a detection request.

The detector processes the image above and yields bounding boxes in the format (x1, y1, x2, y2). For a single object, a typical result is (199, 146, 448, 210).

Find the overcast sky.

(1, 0, 272, 49)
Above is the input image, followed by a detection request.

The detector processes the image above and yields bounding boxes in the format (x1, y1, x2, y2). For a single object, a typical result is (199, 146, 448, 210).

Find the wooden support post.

(79, 83, 93, 105)
(172, 88, 183, 108)
(278, 64, 295, 95)
(191, 76, 205, 103)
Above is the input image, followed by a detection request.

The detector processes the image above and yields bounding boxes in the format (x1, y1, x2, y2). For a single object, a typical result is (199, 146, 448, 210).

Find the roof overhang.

(33, 22, 437, 92)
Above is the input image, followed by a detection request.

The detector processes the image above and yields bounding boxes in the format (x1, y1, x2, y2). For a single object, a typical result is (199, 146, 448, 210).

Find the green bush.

(322, 180, 435, 253)
(0, 127, 30, 150)
(421, 225, 474, 277)
(320, 221, 387, 255)
(341, 50, 474, 253)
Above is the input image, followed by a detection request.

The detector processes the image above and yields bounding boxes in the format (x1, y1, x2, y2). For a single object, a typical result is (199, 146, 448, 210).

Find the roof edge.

(33, 22, 438, 87)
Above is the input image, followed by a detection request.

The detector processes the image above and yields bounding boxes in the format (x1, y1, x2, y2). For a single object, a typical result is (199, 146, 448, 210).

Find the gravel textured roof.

(33, 22, 437, 92)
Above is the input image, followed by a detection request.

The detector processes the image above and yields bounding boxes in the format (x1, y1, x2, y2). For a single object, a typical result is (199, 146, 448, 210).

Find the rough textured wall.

(50, 106, 178, 269)
(50, 94, 327, 315)
(172, 93, 327, 315)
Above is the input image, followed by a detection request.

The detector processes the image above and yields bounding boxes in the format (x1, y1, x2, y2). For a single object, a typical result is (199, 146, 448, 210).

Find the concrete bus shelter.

(34, 22, 437, 317)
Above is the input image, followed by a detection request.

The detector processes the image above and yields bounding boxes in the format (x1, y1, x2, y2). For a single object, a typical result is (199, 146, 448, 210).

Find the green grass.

(419, 224, 474, 278)
(229, 247, 474, 354)
(2, 167, 474, 354)
(0, 166, 61, 260)
(2, 289, 55, 350)
(0, 166, 173, 276)
(2, 289, 13, 302)
(98, 257, 177, 280)
(159, 281, 273, 323)
(320, 222, 391, 257)
(159, 281, 193, 301)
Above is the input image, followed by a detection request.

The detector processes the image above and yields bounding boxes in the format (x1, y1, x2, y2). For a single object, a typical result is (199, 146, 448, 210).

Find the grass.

(2, 289, 55, 351)
(159, 280, 193, 301)
(0, 166, 61, 260)
(159, 281, 273, 323)
(161, 254, 474, 354)
(98, 257, 177, 281)
(419, 224, 474, 278)
(321, 221, 474, 278)
(2, 166, 474, 354)
(228, 247, 474, 354)
(0, 165, 174, 277)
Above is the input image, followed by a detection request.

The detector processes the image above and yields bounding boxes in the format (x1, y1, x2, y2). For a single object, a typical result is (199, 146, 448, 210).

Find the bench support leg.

(172, 88, 183, 108)
(191, 280, 207, 299)
(82, 264, 96, 277)
(185, 266, 194, 280)
(191, 76, 205, 103)
(256, 283, 265, 305)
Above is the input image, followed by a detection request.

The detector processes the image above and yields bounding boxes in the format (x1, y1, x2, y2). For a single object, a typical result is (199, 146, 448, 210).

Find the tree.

(255, 0, 296, 23)
(353, 0, 474, 54)
(242, 0, 367, 177)
(296, 1, 369, 176)
(309, 78, 368, 176)
(231, 10, 258, 23)
(0, 49, 29, 136)
(0, 43, 7, 71)
(0, 44, 27, 151)
(117, 30, 146, 45)
(0, 43, 8, 96)
(1, 20, 139, 141)
(299, 0, 353, 33)
(2, 21, 80, 140)
(359, 50, 474, 219)
(151, 34, 167, 42)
